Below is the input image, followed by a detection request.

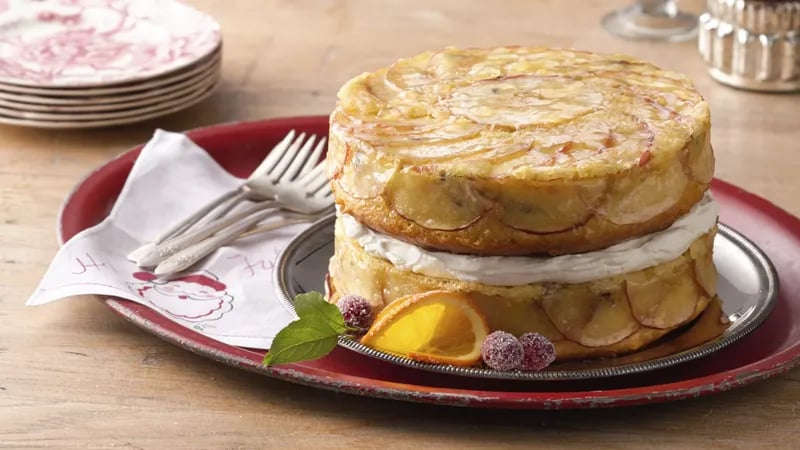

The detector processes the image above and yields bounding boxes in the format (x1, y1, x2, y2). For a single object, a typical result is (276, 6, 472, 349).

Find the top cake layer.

(327, 47, 713, 256)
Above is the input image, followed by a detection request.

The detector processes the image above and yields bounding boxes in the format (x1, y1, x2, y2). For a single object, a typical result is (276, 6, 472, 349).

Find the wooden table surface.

(2, 0, 799, 448)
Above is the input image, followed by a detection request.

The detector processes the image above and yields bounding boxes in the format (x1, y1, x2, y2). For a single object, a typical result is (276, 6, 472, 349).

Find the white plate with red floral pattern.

(0, 0, 221, 88)
(0, 0, 220, 128)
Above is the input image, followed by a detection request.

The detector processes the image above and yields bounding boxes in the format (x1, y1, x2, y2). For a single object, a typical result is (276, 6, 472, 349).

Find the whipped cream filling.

(341, 193, 718, 286)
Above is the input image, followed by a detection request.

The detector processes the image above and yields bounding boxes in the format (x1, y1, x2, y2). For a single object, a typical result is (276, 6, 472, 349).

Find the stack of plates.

(0, 0, 221, 129)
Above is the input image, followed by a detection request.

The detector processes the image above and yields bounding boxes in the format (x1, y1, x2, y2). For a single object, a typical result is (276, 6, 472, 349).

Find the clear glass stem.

(602, 0, 698, 42)
(639, 0, 678, 17)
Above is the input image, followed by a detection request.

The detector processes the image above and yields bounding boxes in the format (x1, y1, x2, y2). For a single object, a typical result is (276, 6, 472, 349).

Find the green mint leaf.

(262, 292, 349, 367)
(293, 291, 347, 335)
(263, 319, 339, 366)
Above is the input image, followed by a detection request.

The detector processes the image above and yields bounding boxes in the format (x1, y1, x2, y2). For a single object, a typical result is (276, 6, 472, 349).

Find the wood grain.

(1, 0, 798, 448)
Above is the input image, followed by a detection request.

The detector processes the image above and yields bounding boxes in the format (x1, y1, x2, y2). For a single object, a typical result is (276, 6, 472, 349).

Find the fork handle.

(154, 188, 245, 244)
(126, 188, 246, 263)
(153, 208, 277, 276)
(237, 217, 311, 239)
(135, 200, 278, 267)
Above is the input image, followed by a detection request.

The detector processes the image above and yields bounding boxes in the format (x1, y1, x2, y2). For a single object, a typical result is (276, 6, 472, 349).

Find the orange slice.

(360, 290, 489, 367)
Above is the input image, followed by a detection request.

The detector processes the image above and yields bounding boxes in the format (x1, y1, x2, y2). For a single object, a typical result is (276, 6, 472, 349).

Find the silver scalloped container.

(699, 0, 800, 91)
(274, 215, 779, 381)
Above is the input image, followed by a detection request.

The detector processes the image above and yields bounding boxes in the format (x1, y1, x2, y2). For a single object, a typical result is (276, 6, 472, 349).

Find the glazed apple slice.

(326, 119, 355, 181)
(364, 69, 403, 103)
(444, 76, 603, 128)
(341, 108, 484, 155)
(688, 232, 718, 297)
(514, 302, 565, 342)
(383, 169, 490, 231)
(384, 52, 433, 90)
(394, 132, 532, 163)
(325, 142, 345, 182)
(693, 252, 717, 298)
(425, 48, 491, 79)
(577, 291, 641, 347)
(625, 267, 700, 329)
(667, 296, 729, 347)
(542, 289, 639, 347)
(687, 136, 715, 184)
(335, 148, 397, 200)
(496, 179, 606, 234)
(601, 158, 689, 225)
(468, 293, 565, 341)
(371, 121, 484, 149)
(336, 76, 386, 116)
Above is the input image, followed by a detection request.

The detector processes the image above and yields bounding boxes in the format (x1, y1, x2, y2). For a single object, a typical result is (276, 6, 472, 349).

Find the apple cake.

(325, 47, 719, 362)
(328, 202, 718, 360)
(327, 46, 713, 256)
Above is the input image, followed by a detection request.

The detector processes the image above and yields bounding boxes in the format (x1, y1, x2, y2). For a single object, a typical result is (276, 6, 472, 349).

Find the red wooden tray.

(58, 116, 800, 409)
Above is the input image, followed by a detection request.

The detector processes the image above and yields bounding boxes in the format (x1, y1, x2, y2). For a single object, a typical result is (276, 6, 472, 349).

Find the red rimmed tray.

(58, 115, 800, 409)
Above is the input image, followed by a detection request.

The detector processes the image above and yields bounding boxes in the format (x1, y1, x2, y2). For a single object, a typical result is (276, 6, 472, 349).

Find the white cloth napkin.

(27, 130, 306, 349)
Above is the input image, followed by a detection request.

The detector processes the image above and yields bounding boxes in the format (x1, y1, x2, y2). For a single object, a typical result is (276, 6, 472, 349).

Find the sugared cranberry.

(337, 294, 374, 332)
(519, 332, 556, 371)
(480, 331, 523, 371)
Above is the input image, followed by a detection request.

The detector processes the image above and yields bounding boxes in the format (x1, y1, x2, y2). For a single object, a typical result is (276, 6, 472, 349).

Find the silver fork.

(153, 165, 334, 276)
(130, 132, 327, 267)
(127, 130, 326, 264)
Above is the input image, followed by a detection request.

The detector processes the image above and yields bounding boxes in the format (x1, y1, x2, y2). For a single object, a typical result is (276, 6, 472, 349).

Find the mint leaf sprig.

(264, 291, 361, 366)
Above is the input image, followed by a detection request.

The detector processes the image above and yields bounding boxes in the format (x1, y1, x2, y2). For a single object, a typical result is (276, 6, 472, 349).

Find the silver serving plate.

(274, 214, 779, 381)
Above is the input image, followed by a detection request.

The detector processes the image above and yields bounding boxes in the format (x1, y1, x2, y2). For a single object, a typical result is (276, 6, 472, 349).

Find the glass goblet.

(602, 0, 699, 42)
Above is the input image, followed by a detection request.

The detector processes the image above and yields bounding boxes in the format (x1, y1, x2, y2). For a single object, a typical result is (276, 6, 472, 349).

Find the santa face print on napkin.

(128, 271, 234, 322)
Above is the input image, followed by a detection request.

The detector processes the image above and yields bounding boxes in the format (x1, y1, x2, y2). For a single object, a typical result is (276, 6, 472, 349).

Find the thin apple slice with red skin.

(542, 289, 639, 348)
(426, 48, 491, 79)
(487, 110, 654, 177)
(693, 252, 718, 298)
(688, 231, 718, 297)
(326, 122, 351, 181)
(625, 266, 700, 329)
(325, 146, 344, 181)
(337, 105, 484, 151)
(384, 52, 433, 90)
(444, 75, 603, 128)
(601, 158, 689, 225)
(469, 293, 564, 341)
(364, 69, 402, 103)
(383, 169, 490, 231)
(511, 302, 565, 341)
(496, 179, 606, 234)
(394, 133, 531, 163)
(579, 291, 641, 347)
(335, 149, 397, 200)
(337, 76, 385, 116)
(358, 120, 484, 148)
(679, 296, 729, 345)
(687, 135, 715, 184)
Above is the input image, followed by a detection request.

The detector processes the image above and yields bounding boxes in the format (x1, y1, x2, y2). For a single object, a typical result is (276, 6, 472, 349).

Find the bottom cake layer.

(327, 217, 719, 362)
